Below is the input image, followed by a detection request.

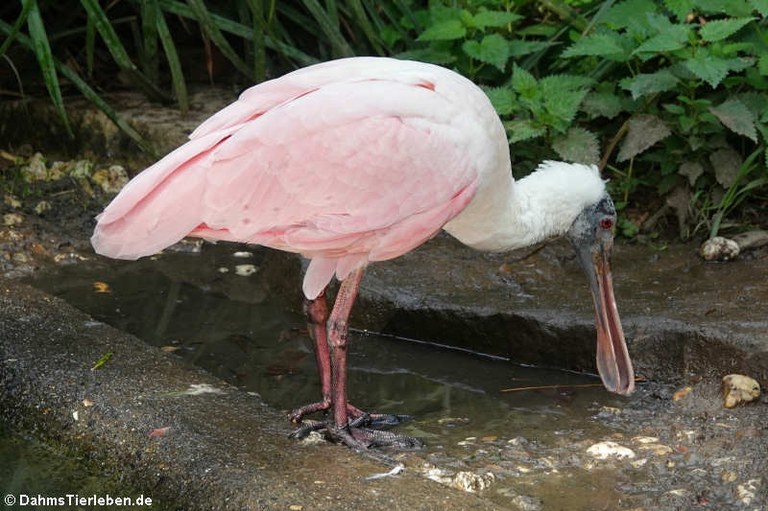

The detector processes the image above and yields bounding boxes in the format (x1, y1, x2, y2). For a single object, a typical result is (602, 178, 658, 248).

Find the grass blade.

(80, 0, 169, 102)
(140, 0, 160, 83)
(56, 61, 155, 156)
(154, 1, 189, 112)
(348, 0, 385, 55)
(0, 0, 33, 59)
(25, 0, 73, 137)
(301, 0, 354, 57)
(159, 0, 317, 65)
(245, 0, 268, 82)
(85, 12, 96, 77)
(0, 17, 152, 154)
(186, 0, 254, 79)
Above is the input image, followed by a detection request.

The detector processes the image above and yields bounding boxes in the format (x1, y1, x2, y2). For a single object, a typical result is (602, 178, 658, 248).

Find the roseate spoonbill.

(91, 57, 635, 450)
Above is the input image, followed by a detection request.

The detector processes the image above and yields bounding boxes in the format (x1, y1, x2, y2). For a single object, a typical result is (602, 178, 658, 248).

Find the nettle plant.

(401, 0, 767, 237)
(559, 0, 768, 237)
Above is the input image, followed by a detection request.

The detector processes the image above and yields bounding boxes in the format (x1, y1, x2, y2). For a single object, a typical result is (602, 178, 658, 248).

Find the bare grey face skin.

(567, 195, 635, 395)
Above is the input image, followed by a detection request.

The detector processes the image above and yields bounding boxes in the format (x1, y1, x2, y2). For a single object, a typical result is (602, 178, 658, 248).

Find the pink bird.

(92, 57, 635, 450)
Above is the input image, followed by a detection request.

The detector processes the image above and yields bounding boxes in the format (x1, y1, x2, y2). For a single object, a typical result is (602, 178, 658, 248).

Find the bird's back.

(91, 57, 510, 297)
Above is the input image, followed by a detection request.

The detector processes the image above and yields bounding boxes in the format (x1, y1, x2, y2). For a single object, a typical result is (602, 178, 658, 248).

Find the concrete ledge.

(0, 278, 499, 510)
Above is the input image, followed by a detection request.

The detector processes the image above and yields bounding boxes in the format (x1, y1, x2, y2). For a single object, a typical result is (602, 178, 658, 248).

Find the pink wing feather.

(92, 59, 482, 298)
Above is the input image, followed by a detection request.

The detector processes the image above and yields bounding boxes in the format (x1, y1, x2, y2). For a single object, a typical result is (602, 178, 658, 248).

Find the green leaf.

(621, 68, 679, 99)
(508, 39, 553, 57)
(562, 32, 626, 58)
(617, 114, 671, 161)
(700, 17, 756, 42)
(685, 53, 732, 87)
(750, 0, 768, 17)
(462, 33, 510, 71)
(664, 0, 695, 21)
(396, 47, 456, 65)
(709, 98, 758, 141)
(417, 19, 466, 41)
(510, 63, 538, 95)
(544, 89, 589, 128)
(539, 74, 593, 91)
(634, 24, 690, 53)
(91, 352, 113, 370)
(695, 0, 753, 16)
(582, 92, 625, 119)
(710, 146, 743, 187)
(552, 127, 600, 164)
(602, 0, 659, 29)
(505, 119, 547, 143)
(472, 10, 523, 28)
(483, 87, 515, 116)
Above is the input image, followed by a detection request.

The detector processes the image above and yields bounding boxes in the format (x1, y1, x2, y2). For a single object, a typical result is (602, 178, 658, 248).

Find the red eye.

(599, 217, 614, 229)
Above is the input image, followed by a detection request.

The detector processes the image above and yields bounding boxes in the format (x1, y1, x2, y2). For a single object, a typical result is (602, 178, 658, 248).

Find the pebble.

(3, 213, 23, 226)
(721, 374, 761, 408)
(234, 264, 257, 276)
(586, 441, 636, 460)
(700, 236, 739, 261)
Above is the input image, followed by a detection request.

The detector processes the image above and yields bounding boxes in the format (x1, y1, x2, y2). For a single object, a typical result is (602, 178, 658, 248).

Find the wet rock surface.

(0, 279, 498, 511)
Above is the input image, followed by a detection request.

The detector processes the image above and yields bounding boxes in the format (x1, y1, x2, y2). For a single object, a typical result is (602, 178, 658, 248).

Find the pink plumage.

(92, 57, 493, 299)
(92, 57, 635, 448)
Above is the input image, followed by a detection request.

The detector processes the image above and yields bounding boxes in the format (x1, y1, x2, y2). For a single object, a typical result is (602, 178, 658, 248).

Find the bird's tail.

(91, 131, 230, 259)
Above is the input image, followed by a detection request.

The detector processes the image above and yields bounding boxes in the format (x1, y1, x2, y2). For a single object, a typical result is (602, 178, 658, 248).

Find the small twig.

(500, 383, 604, 393)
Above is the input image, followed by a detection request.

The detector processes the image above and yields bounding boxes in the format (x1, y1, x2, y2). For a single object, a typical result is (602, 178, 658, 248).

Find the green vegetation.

(1, 0, 766, 238)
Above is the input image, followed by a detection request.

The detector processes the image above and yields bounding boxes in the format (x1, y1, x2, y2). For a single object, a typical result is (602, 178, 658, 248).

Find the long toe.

(350, 427, 424, 450)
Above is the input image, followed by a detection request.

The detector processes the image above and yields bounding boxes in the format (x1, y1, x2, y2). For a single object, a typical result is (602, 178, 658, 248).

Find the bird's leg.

(326, 267, 364, 433)
(290, 291, 381, 423)
(289, 292, 332, 421)
(324, 268, 424, 450)
(289, 268, 422, 450)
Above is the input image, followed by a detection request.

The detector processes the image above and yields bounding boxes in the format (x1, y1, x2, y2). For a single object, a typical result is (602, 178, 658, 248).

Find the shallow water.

(25, 244, 646, 509)
(0, 422, 166, 511)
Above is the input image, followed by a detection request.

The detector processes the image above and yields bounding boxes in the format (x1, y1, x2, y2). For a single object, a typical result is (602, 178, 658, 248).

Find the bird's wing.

(92, 69, 489, 295)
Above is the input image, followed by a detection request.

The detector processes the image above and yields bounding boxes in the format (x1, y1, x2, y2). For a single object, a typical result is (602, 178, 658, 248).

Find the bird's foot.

(289, 414, 423, 450)
(290, 400, 411, 430)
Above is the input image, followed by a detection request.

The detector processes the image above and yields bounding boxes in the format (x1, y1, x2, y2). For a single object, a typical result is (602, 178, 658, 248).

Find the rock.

(450, 471, 494, 493)
(586, 441, 636, 460)
(721, 374, 761, 408)
(700, 230, 768, 261)
(91, 165, 129, 194)
(700, 237, 740, 261)
(234, 264, 257, 276)
(730, 230, 768, 251)
(3, 213, 23, 226)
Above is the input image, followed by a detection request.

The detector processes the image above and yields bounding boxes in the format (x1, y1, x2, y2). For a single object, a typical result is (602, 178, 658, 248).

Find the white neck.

(443, 161, 607, 252)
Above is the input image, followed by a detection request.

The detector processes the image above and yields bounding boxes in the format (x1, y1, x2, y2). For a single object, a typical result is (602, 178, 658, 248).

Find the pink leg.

(288, 268, 421, 450)
(290, 290, 368, 422)
(327, 267, 365, 430)
(289, 292, 332, 421)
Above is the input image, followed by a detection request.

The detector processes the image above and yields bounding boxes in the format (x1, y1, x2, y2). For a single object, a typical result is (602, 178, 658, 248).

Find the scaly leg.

(288, 268, 422, 450)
